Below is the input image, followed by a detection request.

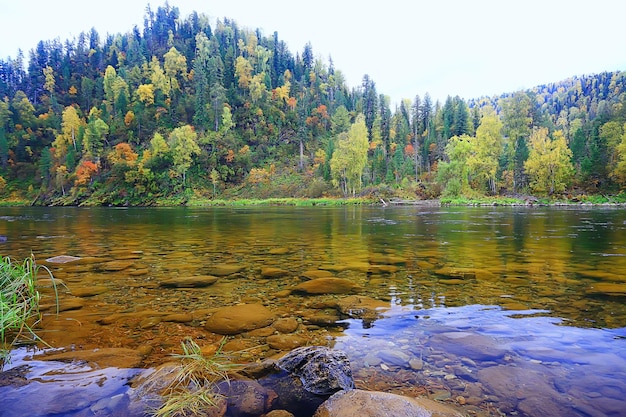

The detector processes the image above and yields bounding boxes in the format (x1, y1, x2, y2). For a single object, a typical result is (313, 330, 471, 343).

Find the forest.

(1, 3, 626, 205)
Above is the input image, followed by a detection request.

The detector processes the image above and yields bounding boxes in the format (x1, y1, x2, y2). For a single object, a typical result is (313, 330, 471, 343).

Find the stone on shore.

(313, 389, 464, 417)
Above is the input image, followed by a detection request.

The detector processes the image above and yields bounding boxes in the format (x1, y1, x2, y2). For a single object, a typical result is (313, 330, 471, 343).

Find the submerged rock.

(335, 295, 389, 320)
(35, 347, 145, 368)
(206, 263, 246, 276)
(204, 303, 275, 335)
(159, 275, 219, 288)
(44, 255, 82, 264)
(292, 278, 360, 295)
(261, 267, 290, 278)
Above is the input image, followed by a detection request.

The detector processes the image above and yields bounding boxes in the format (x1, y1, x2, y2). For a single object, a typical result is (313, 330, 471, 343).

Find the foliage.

(524, 128, 574, 195)
(0, 3, 625, 204)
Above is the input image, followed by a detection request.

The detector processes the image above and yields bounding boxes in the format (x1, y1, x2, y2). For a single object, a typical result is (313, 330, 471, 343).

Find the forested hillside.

(1, 3, 625, 205)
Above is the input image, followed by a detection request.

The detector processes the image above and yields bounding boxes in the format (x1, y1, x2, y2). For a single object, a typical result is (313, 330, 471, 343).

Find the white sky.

(1, 0, 625, 105)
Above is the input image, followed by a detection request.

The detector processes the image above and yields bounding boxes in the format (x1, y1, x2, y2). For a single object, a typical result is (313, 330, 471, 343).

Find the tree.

(524, 128, 574, 195)
(468, 107, 503, 194)
(163, 46, 187, 93)
(53, 106, 83, 159)
(83, 107, 109, 158)
(437, 134, 473, 196)
(500, 92, 533, 190)
(330, 114, 369, 195)
(168, 125, 200, 184)
(610, 123, 626, 186)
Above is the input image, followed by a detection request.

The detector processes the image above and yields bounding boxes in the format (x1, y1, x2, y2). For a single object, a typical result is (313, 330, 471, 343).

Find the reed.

(150, 337, 243, 417)
(0, 255, 56, 368)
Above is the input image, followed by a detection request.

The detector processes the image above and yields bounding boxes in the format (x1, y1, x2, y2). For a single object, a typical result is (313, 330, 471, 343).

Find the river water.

(1, 206, 625, 416)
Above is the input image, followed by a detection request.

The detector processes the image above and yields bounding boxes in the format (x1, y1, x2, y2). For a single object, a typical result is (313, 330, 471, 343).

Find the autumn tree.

(468, 107, 503, 194)
(53, 106, 83, 159)
(437, 134, 473, 197)
(168, 125, 200, 184)
(330, 114, 369, 195)
(609, 123, 626, 186)
(524, 128, 574, 195)
(500, 92, 533, 190)
(82, 107, 109, 158)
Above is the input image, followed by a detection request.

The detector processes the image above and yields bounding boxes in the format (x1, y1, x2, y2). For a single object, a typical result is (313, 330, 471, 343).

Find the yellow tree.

(168, 125, 200, 184)
(53, 106, 83, 159)
(164, 47, 187, 93)
(136, 84, 155, 105)
(610, 123, 626, 186)
(149, 56, 170, 97)
(330, 114, 369, 196)
(235, 56, 252, 91)
(524, 128, 574, 195)
(468, 107, 503, 194)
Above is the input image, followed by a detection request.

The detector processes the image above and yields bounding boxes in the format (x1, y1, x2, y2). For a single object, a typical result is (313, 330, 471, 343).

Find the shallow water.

(1, 206, 625, 416)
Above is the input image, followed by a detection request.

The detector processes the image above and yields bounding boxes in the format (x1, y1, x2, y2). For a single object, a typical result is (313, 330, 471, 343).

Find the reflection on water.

(335, 304, 626, 416)
(1, 206, 625, 416)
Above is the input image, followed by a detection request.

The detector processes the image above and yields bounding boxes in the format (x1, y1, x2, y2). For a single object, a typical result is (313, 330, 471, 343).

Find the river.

(1, 206, 625, 416)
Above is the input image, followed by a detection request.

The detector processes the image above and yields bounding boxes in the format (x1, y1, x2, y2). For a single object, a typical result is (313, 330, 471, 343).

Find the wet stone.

(269, 247, 291, 255)
(585, 282, 626, 296)
(206, 263, 246, 276)
(36, 347, 145, 368)
(101, 260, 135, 271)
(276, 346, 355, 395)
(44, 255, 82, 264)
(301, 270, 335, 280)
(292, 278, 361, 295)
(430, 331, 506, 361)
(336, 295, 389, 320)
(313, 389, 464, 417)
(261, 267, 290, 278)
(162, 313, 193, 323)
(139, 316, 162, 329)
(377, 349, 411, 367)
(159, 275, 219, 288)
(71, 285, 109, 297)
(267, 334, 309, 351)
(273, 317, 300, 333)
(205, 303, 275, 335)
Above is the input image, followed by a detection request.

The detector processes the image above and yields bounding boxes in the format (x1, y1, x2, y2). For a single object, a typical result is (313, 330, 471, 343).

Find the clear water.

(0, 206, 625, 416)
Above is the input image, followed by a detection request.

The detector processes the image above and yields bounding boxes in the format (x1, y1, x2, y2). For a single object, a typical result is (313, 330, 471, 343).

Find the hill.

(0, 3, 625, 205)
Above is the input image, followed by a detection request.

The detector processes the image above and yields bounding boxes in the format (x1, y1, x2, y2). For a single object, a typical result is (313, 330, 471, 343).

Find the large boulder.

(313, 389, 464, 417)
(204, 303, 275, 335)
(254, 346, 355, 417)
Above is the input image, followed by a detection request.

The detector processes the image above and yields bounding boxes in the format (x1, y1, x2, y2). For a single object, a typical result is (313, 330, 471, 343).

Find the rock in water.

(254, 346, 355, 417)
(204, 303, 275, 335)
(277, 346, 354, 395)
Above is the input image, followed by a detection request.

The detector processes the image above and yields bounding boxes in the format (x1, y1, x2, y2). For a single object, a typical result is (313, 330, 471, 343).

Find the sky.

(1, 0, 625, 106)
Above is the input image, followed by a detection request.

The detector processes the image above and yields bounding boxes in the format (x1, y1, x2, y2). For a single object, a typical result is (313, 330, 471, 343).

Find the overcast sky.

(1, 0, 625, 105)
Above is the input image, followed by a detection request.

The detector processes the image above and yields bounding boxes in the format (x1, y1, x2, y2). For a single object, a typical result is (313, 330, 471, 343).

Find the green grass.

(149, 337, 243, 417)
(0, 256, 56, 368)
(187, 196, 375, 207)
(440, 196, 526, 206)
